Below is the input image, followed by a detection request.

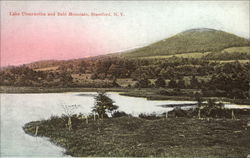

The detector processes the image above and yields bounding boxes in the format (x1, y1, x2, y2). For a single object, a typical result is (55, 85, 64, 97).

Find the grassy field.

(212, 60, 250, 63)
(23, 116, 250, 157)
(137, 46, 250, 60)
(222, 46, 250, 53)
(34, 66, 59, 72)
(0, 86, 127, 93)
(121, 29, 250, 58)
(140, 52, 211, 59)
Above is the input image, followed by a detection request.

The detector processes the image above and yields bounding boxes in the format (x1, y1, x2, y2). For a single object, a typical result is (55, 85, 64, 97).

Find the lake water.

(0, 92, 249, 157)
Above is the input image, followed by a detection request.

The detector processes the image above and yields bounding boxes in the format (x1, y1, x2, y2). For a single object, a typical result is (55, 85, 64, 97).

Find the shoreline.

(23, 116, 250, 157)
(1, 86, 250, 105)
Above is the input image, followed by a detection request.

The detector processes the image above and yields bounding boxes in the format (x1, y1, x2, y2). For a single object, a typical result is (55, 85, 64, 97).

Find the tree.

(168, 79, 177, 88)
(61, 104, 80, 131)
(190, 75, 199, 89)
(194, 92, 203, 108)
(59, 71, 73, 87)
(78, 60, 88, 73)
(155, 77, 166, 88)
(92, 92, 118, 119)
(112, 78, 120, 87)
(135, 78, 151, 88)
(90, 73, 98, 80)
(107, 64, 126, 78)
(177, 78, 186, 89)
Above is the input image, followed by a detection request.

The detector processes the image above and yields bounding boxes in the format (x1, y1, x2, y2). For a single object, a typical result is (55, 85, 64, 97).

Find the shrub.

(112, 111, 130, 118)
(158, 90, 170, 95)
(155, 77, 166, 88)
(168, 107, 191, 118)
(138, 113, 162, 120)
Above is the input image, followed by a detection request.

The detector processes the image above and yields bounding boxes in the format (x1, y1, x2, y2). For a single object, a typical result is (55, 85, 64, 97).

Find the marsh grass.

(23, 114, 250, 157)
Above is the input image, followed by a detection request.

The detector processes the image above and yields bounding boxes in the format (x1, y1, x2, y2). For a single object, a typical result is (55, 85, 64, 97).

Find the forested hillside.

(1, 28, 249, 100)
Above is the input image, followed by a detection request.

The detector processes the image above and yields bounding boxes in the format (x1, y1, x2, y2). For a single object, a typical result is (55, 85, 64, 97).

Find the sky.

(1, 1, 249, 66)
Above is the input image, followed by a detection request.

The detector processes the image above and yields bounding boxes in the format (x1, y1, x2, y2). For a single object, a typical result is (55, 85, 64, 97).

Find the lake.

(0, 92, 249, 157)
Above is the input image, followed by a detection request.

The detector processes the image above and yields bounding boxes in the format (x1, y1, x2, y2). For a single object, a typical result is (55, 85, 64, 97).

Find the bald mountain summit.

(119, 28, 250, 58)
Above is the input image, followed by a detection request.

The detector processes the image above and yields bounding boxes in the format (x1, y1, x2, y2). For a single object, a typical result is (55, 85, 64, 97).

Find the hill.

(120, 28, 250, 58)
(19, 28, 250, 70)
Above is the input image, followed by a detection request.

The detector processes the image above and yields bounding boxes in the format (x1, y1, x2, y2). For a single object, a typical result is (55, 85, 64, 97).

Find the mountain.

(13, 28, 250, 70)
(120, 28, 250, 58)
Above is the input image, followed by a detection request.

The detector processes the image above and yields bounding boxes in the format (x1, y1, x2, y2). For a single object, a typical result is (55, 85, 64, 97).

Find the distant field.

(117, 78, 136, 87)
(140, 52, 211, 59)
(139, 46, 250, 62)
(222, 46, 250, 53)
(121, 29, 250, 58)
(34, 66, 59, 71)
(72, 73, 92, 81)
(211, 60, 250, 63)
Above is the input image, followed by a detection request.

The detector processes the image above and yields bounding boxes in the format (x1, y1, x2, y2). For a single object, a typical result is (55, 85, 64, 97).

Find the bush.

(138, 113, 162, 120)
(112, 111, 130, 118)
(157, 89, 186, 96)
(168, 107, 192, 118)
(155, 77, 166, 88)
(202, 89, 227, 97)
(157, 90, 170, 95)
(135, 78, 151, 88)
(44, 115, 68, 129)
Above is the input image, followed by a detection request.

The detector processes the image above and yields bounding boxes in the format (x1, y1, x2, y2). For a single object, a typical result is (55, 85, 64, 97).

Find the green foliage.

(112, 111, 130, 118)
(1, 28, 250, 97)
(23, 115, 250, 157)
(168, 79, 177, 88)
(190, 76, 199, 89)
(92, 92, 118, 118)
(122, 29, 250, 58)
(59, 71, 73, 87)
(177, 78, 186, 89)
(208, 62, 249, 99)
(135, 78, 151, 88)
(223, 46, 250, 53)
(112, 78, 120, 87)
(1, 58, 249, 100)
(138, 113, 162, 120)
(154, 77, 166, 88)
(203, 52, 250, 60)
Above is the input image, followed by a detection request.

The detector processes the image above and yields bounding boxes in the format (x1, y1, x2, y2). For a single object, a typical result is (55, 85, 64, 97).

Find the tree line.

(0, 57, 249, 99)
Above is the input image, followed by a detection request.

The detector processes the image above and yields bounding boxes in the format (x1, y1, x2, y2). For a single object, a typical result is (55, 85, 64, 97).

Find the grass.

(140, 52, 211, 59)
(116, 78, 136, 87)
(139, 46, 250, 61)
(136, 46, 250, 60)
(0, 86, 128, 93)
(121, 29, 250, 58)
(120, 89, 194, 101)
(34, 66, 59, 72)
(212, 60, 250, 63)
(23, 116, 250, 157)
(222, 46, 250, 53)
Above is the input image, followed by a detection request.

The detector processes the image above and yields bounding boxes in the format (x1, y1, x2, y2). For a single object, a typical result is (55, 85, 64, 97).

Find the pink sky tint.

(1, 18, 111, 66)
(1, 1, 249, 67)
